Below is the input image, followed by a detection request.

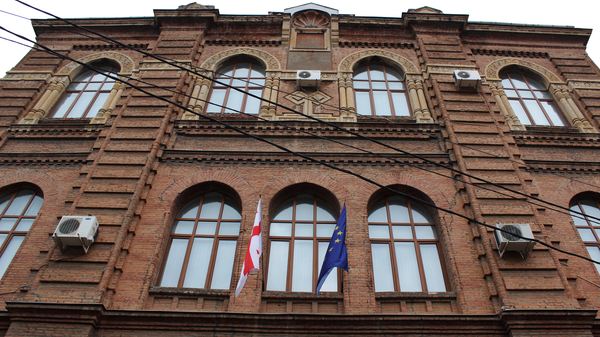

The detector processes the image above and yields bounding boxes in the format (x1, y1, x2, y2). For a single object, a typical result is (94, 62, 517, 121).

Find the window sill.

(149, 286, 230, 298)
(375, 291, 457, 300)
(38, 118, 94, 125)
(518, 125, 579, 133)
(262, 291, 343, 300)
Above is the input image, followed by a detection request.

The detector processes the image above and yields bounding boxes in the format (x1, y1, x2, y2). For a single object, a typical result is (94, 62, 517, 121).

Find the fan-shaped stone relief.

(292, 10, 330, 28)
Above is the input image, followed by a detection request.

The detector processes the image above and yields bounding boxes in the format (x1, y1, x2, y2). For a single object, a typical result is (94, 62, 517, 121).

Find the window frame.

(0, 188, 43, 280)
(353, 63, 412, 117)
(570, 198, 600, 274)
(50, 64, 119, 119)
(265, 193, 341, 293)
(500, 71, 566, 127)
(157, 192, 242, 290)
(368, 195, 449, 293)
(205, 61, 266, 114)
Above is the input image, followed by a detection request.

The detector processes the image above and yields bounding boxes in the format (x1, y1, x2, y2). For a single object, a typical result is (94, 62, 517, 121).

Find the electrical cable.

(26, 39, 598, 226)
(12, 4, 600, 228)
(5, 26, 600, 267)
(14, 1, 600, 231)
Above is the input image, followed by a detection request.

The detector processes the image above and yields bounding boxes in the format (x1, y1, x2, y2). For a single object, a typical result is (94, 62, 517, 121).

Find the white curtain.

(420, 244, 446, 292)
(210, 240, 237, 289)
(394, 242, 422, 292)
(159, 238, 188, 287)
(371, 243, 394, 292)
(266, 241, 289, 291)
(292, 240, 313, 292)
(0, 236, 23, 279)
(183, 238, 213, 288)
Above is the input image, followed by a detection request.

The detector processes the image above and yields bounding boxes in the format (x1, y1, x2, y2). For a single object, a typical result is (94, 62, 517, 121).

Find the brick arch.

(0, 169, 59, 208)
(56, 51, 136, 78)
(158, 169, 256, 211)
(552, 178, 600, 210)
(260, 171, 350, 213)
(353, 172, 451, 213)
(200, 48, 281, 72)
(484, 58, 562, 84)
(337, 49, 419, 75)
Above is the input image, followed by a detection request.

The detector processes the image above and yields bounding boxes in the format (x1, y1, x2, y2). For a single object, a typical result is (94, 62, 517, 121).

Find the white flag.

(235, 198, 262, 297)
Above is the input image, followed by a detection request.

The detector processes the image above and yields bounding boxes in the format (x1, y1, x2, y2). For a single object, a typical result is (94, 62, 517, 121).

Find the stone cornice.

(465, 23, 592, 38)
(174, 120, 440, 140)
(0, 152, 90, 165)
(512, 131, 600, 148)
(7, 123, 103, 139)
(7, 302, 595, 335)
(523, 158, 600, 172)
(161, 149, 450, 166)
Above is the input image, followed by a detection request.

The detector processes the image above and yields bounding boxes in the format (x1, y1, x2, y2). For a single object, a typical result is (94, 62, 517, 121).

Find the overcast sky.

(1, 0, 599, 77)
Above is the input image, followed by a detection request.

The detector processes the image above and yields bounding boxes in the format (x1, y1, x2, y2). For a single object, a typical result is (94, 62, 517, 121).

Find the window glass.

(266, 193, 339, 292)
(368, 194, 447, 292)
(266, 241, 289, 291)
(207, 61, 265, 114)
(501, 72, 566, 127)
(51, 64, 119, 119)
(158, 192, 241, 289)
(371, 243, 394, 292)
(210, 240, 237, 289)
(353, 64, 412, 117)
(0, 189, 43, 279)
(571, 199, 600, 274)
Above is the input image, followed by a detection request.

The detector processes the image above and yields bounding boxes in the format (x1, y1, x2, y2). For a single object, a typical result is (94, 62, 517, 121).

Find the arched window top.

(158, 191, 241, 289)
(353, 63, 403, 82)
(368, 194, 448, 293)
(353, 63, 411, 117)
(205, 61, 265, 114)
(500, 71, 566, 127)
(570, 197, 600, 274)
(266, 193, 340, 293)
(216, 61, 266, 79)
(368, 195, 434, 224)
(51, 63, 119, 119)
(0, 188, 43, 279)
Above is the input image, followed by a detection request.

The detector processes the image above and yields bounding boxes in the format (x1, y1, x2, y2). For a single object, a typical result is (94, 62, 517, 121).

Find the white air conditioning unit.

(453, 70, 481, 88)
(494, 223, 536, 258)
(296, 70, 321, 86)
(52, 216, 99, 253)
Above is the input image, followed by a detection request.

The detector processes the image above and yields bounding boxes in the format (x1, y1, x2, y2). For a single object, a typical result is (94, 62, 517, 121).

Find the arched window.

(266, 193, 339, 292)
(0, 189, 43, 279)
(368, 195, 447, 292)
(570, 198, 600, 274)
(501, 72, 566, 126)
(353, 64, 411, 117)
(205, 61, 265, 114)
(158, 192, 241, 289)
(51, 64, 119, 119)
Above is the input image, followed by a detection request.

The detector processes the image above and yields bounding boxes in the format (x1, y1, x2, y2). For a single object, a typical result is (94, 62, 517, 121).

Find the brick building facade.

(0, 2, 600, 336)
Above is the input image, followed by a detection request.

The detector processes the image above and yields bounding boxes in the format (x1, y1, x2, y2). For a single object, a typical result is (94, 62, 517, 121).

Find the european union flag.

(316, 203, 348, 296)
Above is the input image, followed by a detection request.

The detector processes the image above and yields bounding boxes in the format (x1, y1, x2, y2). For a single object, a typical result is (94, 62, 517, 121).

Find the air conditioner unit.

(494, 223, 536, 258)
(52, 216, 99, 253)
(453, 70, 481, 88)
(296, 70, 321, 86)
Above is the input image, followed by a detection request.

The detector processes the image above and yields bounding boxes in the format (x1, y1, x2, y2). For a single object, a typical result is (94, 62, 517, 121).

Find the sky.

(1, 0, 599, 77)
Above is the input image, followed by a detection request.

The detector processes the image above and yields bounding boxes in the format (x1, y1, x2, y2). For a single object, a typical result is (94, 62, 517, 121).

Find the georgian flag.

(235, 198, 262, 297)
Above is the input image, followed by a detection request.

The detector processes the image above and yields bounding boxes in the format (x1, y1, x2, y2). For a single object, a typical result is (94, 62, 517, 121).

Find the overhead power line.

(4, 24, 599, 268)
(9, 3, 599, 228)
(13, 0, 600, 229)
